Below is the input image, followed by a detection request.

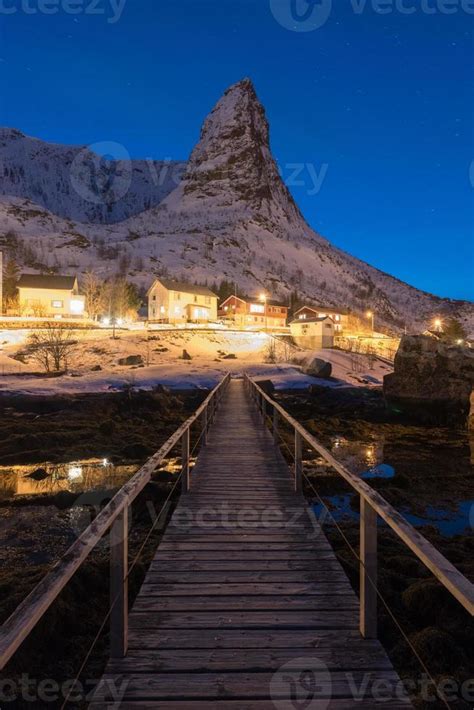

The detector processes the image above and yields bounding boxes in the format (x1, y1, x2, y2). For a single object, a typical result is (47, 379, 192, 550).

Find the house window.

(250, 303, 264, 314)
(194, 296, 198, 303)
(51, 300, 63, 309)
(152, 295, 156, 301)
(160, 305, 165, 314)
(334, 314, 340, 322)
(175, 293, 181, 301)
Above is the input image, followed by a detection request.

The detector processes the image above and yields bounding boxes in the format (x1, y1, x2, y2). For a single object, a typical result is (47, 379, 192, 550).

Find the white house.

(290, 316, 335, 349)
(294, 305, 348, 333)
(148, 278, 218, 324)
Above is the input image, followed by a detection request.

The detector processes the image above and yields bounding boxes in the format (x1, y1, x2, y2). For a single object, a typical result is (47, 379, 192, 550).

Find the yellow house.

(17, 274, 85, 318)
(148, 278, 218, 324)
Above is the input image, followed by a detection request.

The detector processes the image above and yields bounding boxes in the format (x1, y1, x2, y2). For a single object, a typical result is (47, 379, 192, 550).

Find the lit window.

(70, 299, 84, 315)
(160, 305, 165, 314)
(250, 303, 265, 314)
(334, 314, 340, 322)
(224, 306, 228, 311)
(51, 300, 63, 309)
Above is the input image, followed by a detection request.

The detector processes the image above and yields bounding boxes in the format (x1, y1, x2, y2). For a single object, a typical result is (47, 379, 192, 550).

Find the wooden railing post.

(294, 430, 302, 493)
(201, 408, 208, 445)
(110, 507, 128, 659)
(273, 407, 279, 445)
(262, 396, 267, 421)
(182, 428, 190, 493)
(360, 498, 377, 639)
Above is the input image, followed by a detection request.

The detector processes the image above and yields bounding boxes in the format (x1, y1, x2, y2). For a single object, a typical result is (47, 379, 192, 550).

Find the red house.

(218, 295, 288, 330)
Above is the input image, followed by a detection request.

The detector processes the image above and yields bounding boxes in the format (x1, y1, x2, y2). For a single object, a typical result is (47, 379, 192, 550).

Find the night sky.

(0, 1, 472, 300)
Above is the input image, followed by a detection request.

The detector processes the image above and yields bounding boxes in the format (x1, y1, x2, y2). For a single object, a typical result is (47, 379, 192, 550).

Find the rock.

(26, 467, 49, 481)
(384, 335, 474, 425)
(222, 353, 237, 359)
(302, 357, 332, 379)
(255, 379, 275, 396)
(121, 442, 153, 459)
(181, 349, 192, 360)
(118, 355, 144, 366)
(90, 364, 102, 372)
(469, 389, 474, 432)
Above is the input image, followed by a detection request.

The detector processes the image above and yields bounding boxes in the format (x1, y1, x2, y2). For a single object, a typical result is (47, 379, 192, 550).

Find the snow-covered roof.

(17, 274, 77, 291)
(295, 305, 349, 315)
(290, 316, 334, 325)
(150, 279, 217, 298)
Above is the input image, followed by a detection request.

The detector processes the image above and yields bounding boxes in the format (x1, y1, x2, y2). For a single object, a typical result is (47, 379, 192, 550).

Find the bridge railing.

(244, 374, 474, 639)
(0, 372, 231, 670)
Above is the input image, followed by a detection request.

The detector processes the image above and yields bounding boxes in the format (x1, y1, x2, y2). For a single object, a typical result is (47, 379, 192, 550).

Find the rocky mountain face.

(0, 79, 472, 333)
(0, 127, 184, 223)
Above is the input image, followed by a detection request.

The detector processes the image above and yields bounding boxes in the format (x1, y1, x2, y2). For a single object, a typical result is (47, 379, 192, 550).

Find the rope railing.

(0, 372, 231, 671)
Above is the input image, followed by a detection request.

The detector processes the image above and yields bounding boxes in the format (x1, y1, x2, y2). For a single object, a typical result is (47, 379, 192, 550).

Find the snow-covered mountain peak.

(178, 78, 304, 227)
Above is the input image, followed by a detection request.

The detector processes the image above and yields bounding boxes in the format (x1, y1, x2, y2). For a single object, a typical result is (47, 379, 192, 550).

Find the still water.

(310, 433, 474, 537)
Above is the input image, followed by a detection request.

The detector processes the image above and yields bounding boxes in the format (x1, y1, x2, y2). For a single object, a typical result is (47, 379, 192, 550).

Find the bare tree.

(28, 325, 77, 372)
(82, 270, 106, 321)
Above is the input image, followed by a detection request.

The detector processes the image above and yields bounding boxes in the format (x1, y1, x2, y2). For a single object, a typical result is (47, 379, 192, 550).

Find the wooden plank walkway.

(92, 378, 410, 708)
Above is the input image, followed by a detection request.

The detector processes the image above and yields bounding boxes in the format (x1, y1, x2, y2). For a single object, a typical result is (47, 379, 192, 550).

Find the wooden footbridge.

(1, 375, 473, 708)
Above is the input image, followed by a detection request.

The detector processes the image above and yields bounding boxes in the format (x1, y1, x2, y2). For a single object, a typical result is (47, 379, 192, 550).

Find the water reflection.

(0, 460, 137, 499)
(0, 455, 192, 501)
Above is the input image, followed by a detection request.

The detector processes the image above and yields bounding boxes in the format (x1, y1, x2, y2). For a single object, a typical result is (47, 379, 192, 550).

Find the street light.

(259, 293, 268, 332)
(433, 318, 443, 333)
(366, 310, 374, 335)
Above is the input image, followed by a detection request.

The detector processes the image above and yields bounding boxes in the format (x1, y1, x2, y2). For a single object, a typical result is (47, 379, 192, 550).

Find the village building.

(290, 316, 335, 349)
(218, 295, 288, 330)
(294, 304, 348, 333)
(17, 274, 85, 318)
(148, 278, 218, 324)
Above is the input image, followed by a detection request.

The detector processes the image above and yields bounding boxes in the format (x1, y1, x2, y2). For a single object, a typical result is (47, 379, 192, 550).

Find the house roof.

(290, 316, 335, 325)
(150, 278, 217, 298)
(17, 274, 77, 291)
(220, 295, 288, 308)
(295, 304, 349, 315)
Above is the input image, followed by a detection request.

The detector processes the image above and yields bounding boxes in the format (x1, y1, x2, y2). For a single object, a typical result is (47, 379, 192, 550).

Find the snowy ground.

(0, 329, 392, 395)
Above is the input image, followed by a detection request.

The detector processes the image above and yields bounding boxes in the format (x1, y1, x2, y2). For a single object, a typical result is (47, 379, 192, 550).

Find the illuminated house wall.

(148, 278, 218, 323)
(17, 274, 85, 318)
